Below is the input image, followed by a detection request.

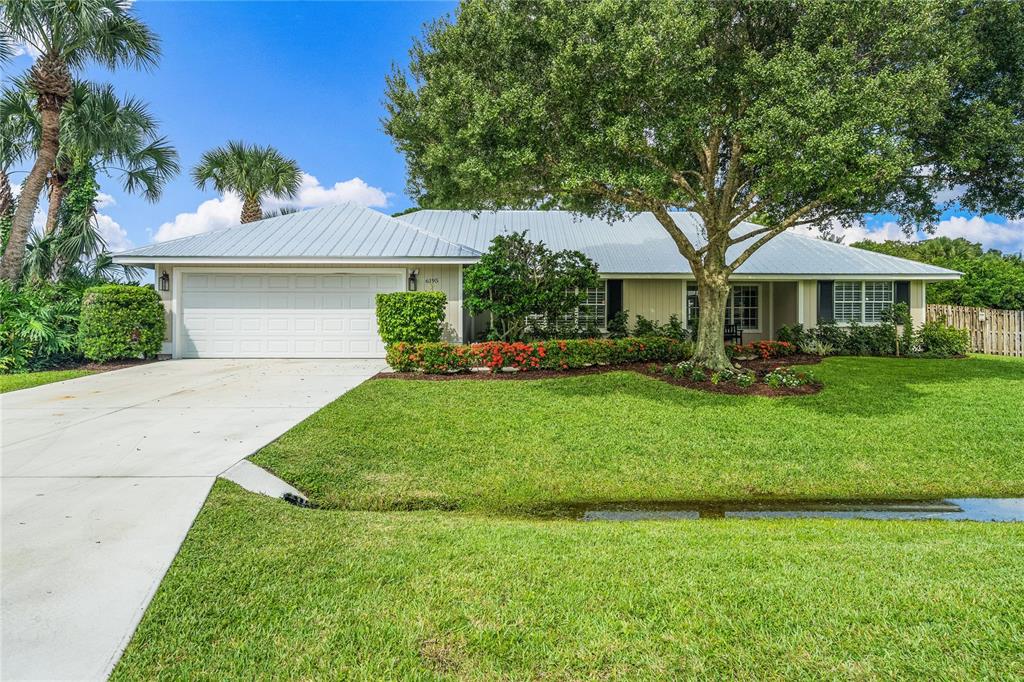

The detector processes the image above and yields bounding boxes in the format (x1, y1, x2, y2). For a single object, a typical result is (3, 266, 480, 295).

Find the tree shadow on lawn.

(531, 356, 1024, 420)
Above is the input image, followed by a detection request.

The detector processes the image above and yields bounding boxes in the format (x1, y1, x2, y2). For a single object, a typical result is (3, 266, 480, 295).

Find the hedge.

(386, 336, 694, 373)
(375, 291, 447, 345)
(78, 285, 165, 362)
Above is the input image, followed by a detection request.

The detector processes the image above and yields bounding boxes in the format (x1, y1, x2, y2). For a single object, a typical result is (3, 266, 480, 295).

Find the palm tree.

(1, 78, 179, 237)
(0, 0, 159, 283)
(192, 141, 302, 224)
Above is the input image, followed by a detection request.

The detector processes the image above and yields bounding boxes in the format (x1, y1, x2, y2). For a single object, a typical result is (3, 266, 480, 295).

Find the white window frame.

(833, 280, 894, 325)
(686, 282, 760, 332)
(527, 281, 608, 331)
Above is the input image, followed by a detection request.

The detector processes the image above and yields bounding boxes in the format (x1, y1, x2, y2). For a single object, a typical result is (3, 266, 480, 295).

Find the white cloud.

(789, 216, 1024, 254)
(95, 213, 133, 252)
(263, 173, 390, 212)
(153, 174, 390, 242)
(933, 216, 1024, 254)
(153, 193, 244, 242)
(95, 192, 116, 209)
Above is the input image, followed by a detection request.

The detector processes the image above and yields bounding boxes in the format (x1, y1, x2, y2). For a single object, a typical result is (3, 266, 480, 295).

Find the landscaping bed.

(377, 354, 824, 396)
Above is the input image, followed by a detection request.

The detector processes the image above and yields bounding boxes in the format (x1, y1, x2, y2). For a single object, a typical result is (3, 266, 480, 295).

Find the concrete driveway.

(1, 359, 383, 681)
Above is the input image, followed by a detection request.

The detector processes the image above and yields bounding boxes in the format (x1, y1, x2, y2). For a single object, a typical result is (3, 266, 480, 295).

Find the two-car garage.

(177, 270, 405, 358)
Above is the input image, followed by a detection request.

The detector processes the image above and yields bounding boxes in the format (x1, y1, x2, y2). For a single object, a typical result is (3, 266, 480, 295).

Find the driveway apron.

(1, 359, 382, 681)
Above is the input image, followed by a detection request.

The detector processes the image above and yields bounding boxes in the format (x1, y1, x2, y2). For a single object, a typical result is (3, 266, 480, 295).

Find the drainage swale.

(574, 498, 1024, 522)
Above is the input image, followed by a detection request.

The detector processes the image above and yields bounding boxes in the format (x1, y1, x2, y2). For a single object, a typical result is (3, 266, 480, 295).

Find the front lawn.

(114, 482, 1024, 680)
(0, 369, 94, 393)
(253, 355, 1024, 512)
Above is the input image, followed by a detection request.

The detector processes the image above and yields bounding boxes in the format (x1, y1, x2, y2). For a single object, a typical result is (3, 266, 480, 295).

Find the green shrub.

(1, 281, 84, 373)
(78, 285, 164, 362)
(605, 310, 629, 338)
(375, 291, 447, 346)
(916, 317, 970, 357)
(386, 337, 693, 374)
(775, 323, 807, 349)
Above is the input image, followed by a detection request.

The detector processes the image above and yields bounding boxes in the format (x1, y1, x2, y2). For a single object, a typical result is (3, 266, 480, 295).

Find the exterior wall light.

(159, 271, 170, 292)
(408, 269, 418, 291)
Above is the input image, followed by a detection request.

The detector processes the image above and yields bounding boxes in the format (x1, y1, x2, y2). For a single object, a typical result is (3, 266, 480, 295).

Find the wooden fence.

(927, 304, 1024, 357)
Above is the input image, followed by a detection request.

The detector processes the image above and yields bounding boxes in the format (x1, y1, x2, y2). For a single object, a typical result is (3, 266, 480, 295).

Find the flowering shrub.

(728, 340, 797, 360)
(386, 342, 475, 373)
(386, 337, 693, 373)
(763, 366, 819, 388)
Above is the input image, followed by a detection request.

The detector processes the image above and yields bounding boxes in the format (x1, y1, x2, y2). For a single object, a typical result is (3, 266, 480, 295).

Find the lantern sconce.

(408, 269, 418, 291)
(158, 270, 170, 292)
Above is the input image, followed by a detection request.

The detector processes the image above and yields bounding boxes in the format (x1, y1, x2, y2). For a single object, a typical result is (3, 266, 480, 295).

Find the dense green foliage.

(0, 368, 93, 393)
(385, 0, 1024, 367)
(115, 482, 1024, 680)
(253, 356, 1024, 512)
(463, 232, 599, 340)
(917, 316, 972, 357)
(777, 307, 968, 358)
(386, 337, 693, 373)
(374, 291, 447, 346)
(77, 284, 164, 362)
(852, 237, 1024, 309)
(0, 279, 85, 371)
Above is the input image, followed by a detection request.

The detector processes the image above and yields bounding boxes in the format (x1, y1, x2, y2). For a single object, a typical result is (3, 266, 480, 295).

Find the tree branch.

(726, 199, 825, 274)
(649, 203, 702, 268)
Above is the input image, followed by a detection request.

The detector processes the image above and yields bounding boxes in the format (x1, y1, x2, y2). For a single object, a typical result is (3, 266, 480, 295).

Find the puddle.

(574, 498, 1024, 522)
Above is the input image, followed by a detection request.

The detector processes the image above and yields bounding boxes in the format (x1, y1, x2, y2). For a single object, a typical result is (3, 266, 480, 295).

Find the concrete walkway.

(1, 359, 382, 681)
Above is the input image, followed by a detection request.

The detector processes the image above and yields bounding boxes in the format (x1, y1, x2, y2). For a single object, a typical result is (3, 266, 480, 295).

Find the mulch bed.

(47, 358, 161, 374)
(374, 355, 824, 397)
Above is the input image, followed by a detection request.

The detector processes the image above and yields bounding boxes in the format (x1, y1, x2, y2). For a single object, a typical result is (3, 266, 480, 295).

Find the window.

(528, 283, 607, 330)
(728, 285, 759, 330)
(578, 285, 607, 328)
(687, 283, 759, 331)
(834, 281, 894, 324)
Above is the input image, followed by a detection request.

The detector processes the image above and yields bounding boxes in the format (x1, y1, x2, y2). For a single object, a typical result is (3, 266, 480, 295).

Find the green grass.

(253, 356, 1024, 512)
(114, 482, 1024, 681)
(0, 369, 93, 393)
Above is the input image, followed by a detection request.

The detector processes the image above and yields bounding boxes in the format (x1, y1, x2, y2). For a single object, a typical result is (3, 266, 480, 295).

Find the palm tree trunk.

(0, 106, 60, 283)
(241, 195, 263, 223)
(0, 169, 13, 218)
(44, 170, 67, 236)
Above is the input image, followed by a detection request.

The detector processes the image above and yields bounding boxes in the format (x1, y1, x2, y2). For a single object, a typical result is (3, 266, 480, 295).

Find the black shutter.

(606, 279, 623, 320)
(817, 280, 834, 324)
(895, 281, 910, 307)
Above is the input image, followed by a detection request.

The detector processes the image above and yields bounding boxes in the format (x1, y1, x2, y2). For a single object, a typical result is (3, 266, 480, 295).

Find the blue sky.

(3, 1, 1022, 255)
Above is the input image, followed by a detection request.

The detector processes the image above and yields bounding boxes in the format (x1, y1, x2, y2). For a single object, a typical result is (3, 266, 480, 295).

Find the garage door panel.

(180, 270, 404, 358)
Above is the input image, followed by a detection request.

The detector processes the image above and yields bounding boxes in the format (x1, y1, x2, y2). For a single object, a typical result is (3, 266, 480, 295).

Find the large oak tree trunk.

(241, 196, 263, 223)
(691, 270, 733, 371)
(0, 106, 60, 283)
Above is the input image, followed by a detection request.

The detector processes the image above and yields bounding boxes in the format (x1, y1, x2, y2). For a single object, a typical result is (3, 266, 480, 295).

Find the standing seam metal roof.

(114, 203, 481, 259)
(115, 203, 960, 278)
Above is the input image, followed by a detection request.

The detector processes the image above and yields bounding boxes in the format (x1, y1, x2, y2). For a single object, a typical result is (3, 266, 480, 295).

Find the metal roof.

(116, 204, 959, 278)
(401, 210, 961, 277)
(114, 203, 481, 261)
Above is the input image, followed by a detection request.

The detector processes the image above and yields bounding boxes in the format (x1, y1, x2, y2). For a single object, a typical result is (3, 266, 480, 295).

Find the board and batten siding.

(622, 279, 684, 328)
(411, 264, 462, 342)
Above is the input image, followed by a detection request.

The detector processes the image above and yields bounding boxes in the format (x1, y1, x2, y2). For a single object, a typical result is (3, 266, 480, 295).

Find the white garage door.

(179, 270, 404, 358)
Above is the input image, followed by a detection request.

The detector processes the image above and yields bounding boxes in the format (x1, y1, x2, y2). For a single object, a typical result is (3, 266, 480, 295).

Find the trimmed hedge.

(386, 337, 694, 374)
(78, 285, 165, 362)
(376, 291, 447, 346)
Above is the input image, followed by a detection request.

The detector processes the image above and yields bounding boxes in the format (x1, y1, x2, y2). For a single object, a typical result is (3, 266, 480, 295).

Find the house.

(113, 203, 960, 358)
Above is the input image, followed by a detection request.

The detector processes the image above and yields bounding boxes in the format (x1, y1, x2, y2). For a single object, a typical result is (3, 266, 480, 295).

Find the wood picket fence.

(927, 304, 1024, 357)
